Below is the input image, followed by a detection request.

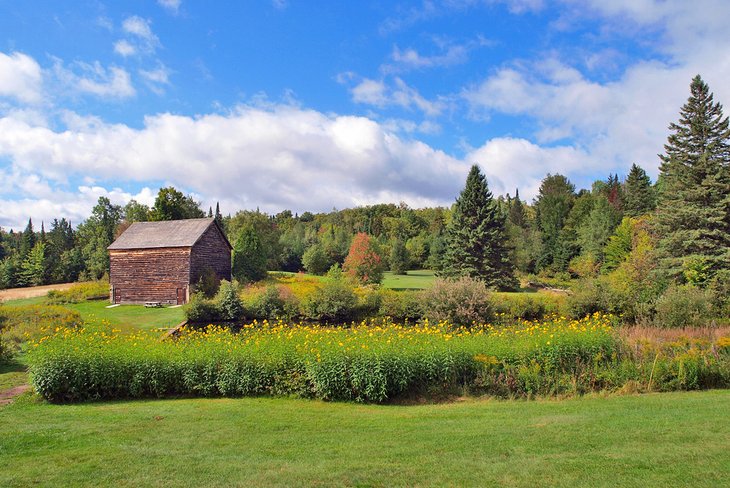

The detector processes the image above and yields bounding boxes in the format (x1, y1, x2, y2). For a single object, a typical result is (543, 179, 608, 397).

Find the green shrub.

(248, 285, 299, 320)
(421, 277, 493, 326)
(215, 280, 245, 321)
(0, 335, 11, 362)
(303, 266, 358, 323)
(492, 293, 567, 321)
(653, 284, 715, 328)
(378, 290, 424, 322)
(195, 266, 221, 298)
(46, 279, 109, 304)
(184, 293, 220, 323)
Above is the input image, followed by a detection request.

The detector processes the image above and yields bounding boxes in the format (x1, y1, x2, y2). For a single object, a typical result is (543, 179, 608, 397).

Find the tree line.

(1, 75, 728, 317)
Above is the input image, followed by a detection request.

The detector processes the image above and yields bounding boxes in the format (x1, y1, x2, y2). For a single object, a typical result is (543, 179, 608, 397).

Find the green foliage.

(602, 217, 634, 273)
(343, 233, 385, 285)
(184, 293, 220, 323)
(682, 256, 712, 287)
(623, 164, 656, 217)
(377, 290, 424, 322)
(232, 225, 268, 283)
(247, 285, 299, 320)
(28, 316, 623, 403)
(18, 241, 46, 286)
(577, 196, 619, 259)
(656, 75, 730, 279)
(215, 280, 245, 321)
(422, 276, 494, 326)
(441, 165, 516, 289)
(303, 265, 358, 323)
(492, 293, 568, 321)
(389, 239, 409, 275)
(301, 243, 331, 275)
(0, 304, 83, 353)
(653, 284, 715, 328)
(535, 174, 576, 271)
(195, 266, 221, 299)
(46, 279, 110, 304)
(151, 186, 205, 221)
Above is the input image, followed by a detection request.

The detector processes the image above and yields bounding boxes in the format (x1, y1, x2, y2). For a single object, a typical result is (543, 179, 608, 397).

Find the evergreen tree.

(232, 225, 268, 283)
(535, 174, 576, 271)
(656, 75, 730, 279)
(441, 165, 516, 290)
(507, 189, 527, 228)
(19, 241, 46, 286)
(577, 196, 619, 259)
(623, 164, 656, 217)
(20, 218, 35, 258)
(389, 238, 409, 275)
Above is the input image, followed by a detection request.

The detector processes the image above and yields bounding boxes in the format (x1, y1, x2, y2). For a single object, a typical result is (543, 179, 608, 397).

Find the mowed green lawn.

(1, 298, 185, 332)
(1, 391, 728, 487)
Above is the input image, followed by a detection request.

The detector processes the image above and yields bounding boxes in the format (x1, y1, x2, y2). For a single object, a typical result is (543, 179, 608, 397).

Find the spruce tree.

(389, 238, 409, 275)
(535, 174, 576, 271)
(623, 164, 656, 217)
(20, 218, 35, 258)
(441, 164, 516, 290)
(656, 75, 730, 279)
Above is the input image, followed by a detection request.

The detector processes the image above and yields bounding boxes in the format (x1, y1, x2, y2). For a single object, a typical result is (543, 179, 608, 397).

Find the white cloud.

(140, 65, 171, 94)
(389, 44, 469, 70)
(53, 60, 135, 99)
(348, 76, 446, 116)
(0, 104, 467, 225)
(114, 40, 136, 57)
(157, 0, 181, 14)
(0, 52, 43, 104)
(122, 16, 157, 43)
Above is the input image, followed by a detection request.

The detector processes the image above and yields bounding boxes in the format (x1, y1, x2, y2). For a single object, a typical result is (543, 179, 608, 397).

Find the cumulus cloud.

(0, 104, 468, 226)
(0, 52, 43, 104)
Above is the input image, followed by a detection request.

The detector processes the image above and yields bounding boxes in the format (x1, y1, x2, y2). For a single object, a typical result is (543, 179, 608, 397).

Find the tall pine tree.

(535, 174, 576, 271)
(441, 165, 516, 290)
(656, 75, 730, 280)
(623, 163, 656, 217)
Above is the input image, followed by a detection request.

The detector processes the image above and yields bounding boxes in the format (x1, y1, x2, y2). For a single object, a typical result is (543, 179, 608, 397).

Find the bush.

(302, 244, 331, 275)
(46, 279, 109, 304)
(493, 293, 567, 321)
(184, 293, 220, 323)
(215, 280, 245, 321)
(378, 290, 424, 322)
(421, 277, 494, 327)
(0, 335, 11, 362)
(653, 284, 715, 328)
(303, 265, 358, 323)
(248, 285, 299, 320)
(195, 266, 221, 299)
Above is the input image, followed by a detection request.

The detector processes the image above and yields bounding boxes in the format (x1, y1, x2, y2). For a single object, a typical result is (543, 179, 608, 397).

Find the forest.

(1, 75, 728, 325)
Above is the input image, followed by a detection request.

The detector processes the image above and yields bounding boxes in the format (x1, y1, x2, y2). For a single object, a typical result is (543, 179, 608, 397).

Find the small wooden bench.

(144, 301, 163, 308)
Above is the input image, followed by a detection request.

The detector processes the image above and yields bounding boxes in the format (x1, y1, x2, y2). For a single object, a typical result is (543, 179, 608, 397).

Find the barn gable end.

(108, 218, 231, 305)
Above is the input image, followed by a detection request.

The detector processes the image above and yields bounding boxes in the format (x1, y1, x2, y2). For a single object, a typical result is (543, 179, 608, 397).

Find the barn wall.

(190, 224, 232, 286)
(110, 248, 191, 304)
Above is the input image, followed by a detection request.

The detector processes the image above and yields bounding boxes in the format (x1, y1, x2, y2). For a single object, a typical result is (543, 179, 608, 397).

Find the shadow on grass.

(0, 359, 27, 375)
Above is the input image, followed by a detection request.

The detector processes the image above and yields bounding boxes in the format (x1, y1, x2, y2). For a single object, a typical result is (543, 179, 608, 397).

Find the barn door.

(114, 288, 121, 304)
(176, 288, 184, 305)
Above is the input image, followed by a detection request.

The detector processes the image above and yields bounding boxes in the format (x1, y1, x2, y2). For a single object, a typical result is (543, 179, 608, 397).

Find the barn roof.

(108, 218, 232, 250)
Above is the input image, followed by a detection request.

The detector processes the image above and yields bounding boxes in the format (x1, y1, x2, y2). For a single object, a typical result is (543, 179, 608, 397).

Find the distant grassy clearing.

(270, 269, 437, 290)
(0, 391, 728, 487)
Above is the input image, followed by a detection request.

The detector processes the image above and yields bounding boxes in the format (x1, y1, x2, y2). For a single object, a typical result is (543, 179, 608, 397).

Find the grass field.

(1, 390, 728, 487)
(1, 298, 185, 332)
(381, 269, 436, 289)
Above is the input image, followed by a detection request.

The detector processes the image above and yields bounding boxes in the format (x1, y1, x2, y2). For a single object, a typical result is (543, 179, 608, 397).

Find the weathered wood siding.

(110, 248, 191, 305)
(190, 224, 232, 285)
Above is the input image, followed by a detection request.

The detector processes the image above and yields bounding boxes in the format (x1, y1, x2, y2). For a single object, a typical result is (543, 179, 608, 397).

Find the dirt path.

(0, 282, 76, 301)
(0, 385, 31, 406)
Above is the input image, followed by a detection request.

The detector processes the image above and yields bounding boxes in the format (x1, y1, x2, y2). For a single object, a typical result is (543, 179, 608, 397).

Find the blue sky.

(1, 0, 729, 229)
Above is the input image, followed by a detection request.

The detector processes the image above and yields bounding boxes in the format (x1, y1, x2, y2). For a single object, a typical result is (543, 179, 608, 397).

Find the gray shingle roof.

(108, 218, 231, 250)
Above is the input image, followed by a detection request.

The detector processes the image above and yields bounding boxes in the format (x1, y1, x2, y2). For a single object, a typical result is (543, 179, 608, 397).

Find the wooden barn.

(108, 218, 232, 305)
